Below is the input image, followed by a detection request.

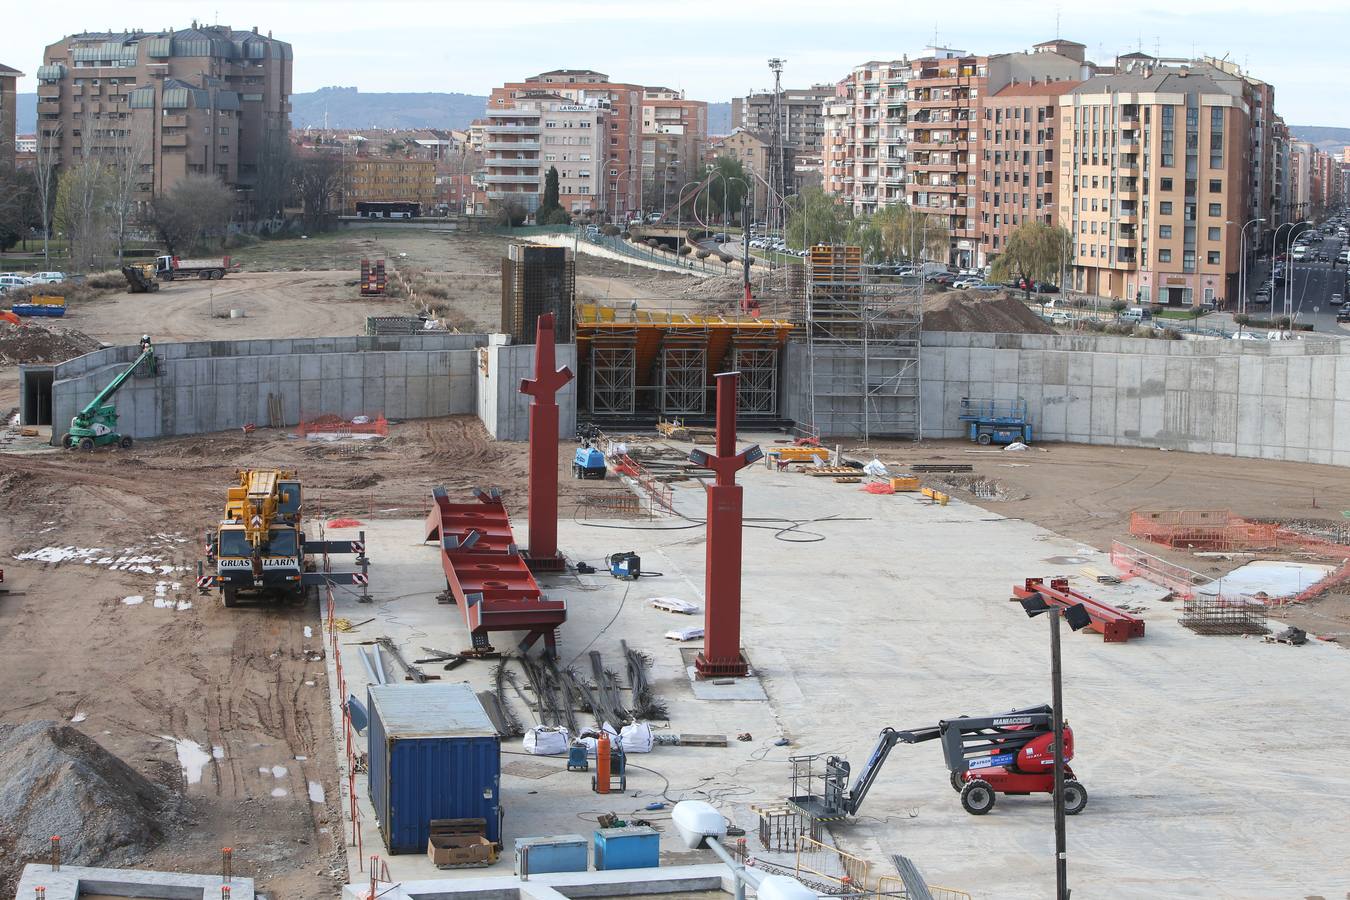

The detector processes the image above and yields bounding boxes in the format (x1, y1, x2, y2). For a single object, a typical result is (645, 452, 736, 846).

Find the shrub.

(719, 253, 735, 264)
(86, 271, 128, 290)
(1161, 327, 1184, 340)
(544, 208, 572, 226)
(602, 225, 620, 237)
(696, 249, 712, 260)
(678, 245, 692, 255)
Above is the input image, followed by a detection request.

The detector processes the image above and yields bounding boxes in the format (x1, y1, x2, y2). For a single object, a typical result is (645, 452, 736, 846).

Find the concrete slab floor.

(327, 447, 1350, 899)
(17, 864, 255, 900)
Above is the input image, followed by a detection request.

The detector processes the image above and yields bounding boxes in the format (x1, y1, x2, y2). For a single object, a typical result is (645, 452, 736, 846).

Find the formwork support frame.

(589, 333, 637, 416)
(659, 336, 708, 415)
(732, 341, 779, 417)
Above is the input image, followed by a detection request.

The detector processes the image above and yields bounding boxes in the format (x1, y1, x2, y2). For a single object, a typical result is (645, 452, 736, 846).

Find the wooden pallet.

(910, 464, 974, 473)
(803, 466, 860, 477)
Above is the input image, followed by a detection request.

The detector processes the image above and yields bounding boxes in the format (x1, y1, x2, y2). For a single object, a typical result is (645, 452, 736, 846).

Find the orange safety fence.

(297, 414, 390, 437)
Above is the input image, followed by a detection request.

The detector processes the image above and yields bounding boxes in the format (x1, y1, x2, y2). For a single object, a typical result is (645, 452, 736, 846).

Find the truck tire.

(198, 270, 211, 280)
(78, 437, 95, 451)
(119, 435, 134, 449)
(960, 779, 997, 815)
(1062, 780, 1088, 815)
(60, 432, 72, 449)
(950, 770, 965, 793)
(977, 432, 993, 445)
(222, 586, 238, 608)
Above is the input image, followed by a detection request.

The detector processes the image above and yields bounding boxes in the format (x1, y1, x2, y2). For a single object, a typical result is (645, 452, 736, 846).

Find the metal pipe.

(707, 835, 763, 897)
(1051, 609, 1068, 900)
(520, 844, 530, 881)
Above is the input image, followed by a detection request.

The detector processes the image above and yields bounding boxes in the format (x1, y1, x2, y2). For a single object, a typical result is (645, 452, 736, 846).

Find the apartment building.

(36, 24, 291, 212)
(709, 127, 792, 217)
(730, 84, 834, 186)
(1060, 64, 1250, 306)
(908, 41, 1087, 268)
(821, 60, 912, 216)
(1290, 140, 1313, 220)
(343, 157, 437, 214)
(978, 80, 1079, 261)
(490, 71, 651, 219)
(641, 87, 707, 210)
(481, 91, 609, 216)
(0, 63, 20, 171)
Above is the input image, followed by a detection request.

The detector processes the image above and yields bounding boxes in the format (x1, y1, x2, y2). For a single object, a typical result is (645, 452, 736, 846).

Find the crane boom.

(75, 340, 155, 422)
(842, 725, 942, 815)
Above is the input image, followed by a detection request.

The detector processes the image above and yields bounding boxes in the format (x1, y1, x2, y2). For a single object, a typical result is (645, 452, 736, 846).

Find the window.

(1208, 202, 1221, 216)
(1160, 201, 1173, 215)
(1159, 225, 1172, 238)
(1208, 227, 1221, 241)
(1207, 251, 1220, 265)
(1208, 179, 1221, 193)
(1160, 177, 1173, 191)
(1159, 249, 1172, 263)
(1183, 250, 1196, 272)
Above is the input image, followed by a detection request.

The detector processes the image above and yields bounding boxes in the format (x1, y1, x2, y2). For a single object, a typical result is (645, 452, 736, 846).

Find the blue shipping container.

(594, 825, 660, 870)
(367, 683, 501, 854)
(515, 834, 588, 874)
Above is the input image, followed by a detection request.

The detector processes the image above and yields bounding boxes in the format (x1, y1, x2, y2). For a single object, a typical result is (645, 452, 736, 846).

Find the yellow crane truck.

(199, 469, 369, 607)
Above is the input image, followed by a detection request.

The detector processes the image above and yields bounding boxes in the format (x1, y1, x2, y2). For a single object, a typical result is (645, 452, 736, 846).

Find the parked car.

(972, 282, 1003, 292)
(28, 271, 65, 284)
(712, 233, 729, 243)
(1336, 308, 1350, 323)
(1120, 306, 1153, 324)
(0, 274, 33, 293)
(1332, 293, 1344, 306)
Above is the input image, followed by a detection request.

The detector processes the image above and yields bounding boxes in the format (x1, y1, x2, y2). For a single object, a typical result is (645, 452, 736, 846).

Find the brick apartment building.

(35, 24, 291, 215)
(0, 62, 20, 171)
(979, 80, 1080, 261)
(823, 60, 912, 216)
(481, 91, 609, 217)
(1060, 62, 1251, 306)
(709, 127, 793, 219)
(642, 86, 706, 208)
(487, 70, 707, 220)
(343, 157, 437, 214)
(730, 84, 834, 187)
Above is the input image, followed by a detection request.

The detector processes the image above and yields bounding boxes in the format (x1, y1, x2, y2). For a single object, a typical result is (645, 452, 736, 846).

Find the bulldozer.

(121, 263, 160, 293)
(202, 470, 370, 607)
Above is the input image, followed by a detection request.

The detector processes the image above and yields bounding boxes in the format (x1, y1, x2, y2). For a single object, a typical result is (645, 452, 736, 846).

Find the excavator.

(60, 336, 158, 450)
(788, 704, 1087, 819)
(201, 469, 370, 607)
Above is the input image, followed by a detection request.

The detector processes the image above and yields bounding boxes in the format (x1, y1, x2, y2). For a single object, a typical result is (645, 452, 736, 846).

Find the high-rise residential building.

(1060, 63, 1252, 306)
(978, 80, 1080, 262)
(36, 24, 291, 214)
(488, 70, 707, 220)
(821, 60, 912, 217)
(0, 63, 21, 171)
(909, 41, 1088, 268)
(1290, 141, 1313, 220)
(730, 83, 834, 187)
(641, 86, 707, 210)
(709, 127, 792, 219)
(821, 88, 855, 203)
(1271, 116, 1291, 226)
(481, 91, 608, 217)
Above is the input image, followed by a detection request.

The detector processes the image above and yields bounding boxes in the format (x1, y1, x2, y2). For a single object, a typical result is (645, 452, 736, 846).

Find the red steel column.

(519, 313, 574, 569)
(694, 371, 761, 678)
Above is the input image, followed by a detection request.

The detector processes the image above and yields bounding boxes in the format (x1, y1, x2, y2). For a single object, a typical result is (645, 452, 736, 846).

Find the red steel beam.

(1012, 576, 1145, 643)
(425, 487, 565, 654)
(519, 312, 573, 571)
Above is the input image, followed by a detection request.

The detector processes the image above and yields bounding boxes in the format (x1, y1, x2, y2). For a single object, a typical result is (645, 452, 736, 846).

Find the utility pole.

(767, 58, 786, 238)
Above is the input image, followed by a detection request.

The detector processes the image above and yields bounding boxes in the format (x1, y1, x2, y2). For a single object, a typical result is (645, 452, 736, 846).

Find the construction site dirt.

(0, 418, 621, 895)
(863, 438, 1350, 644)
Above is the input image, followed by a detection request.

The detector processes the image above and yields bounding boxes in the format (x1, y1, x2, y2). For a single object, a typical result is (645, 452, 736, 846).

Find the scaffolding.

(733, 337, 780, 416)
(589, 329, 637, 416)
(806, 246, 922, 440)
(658, 334, 707, 415)
(501, 244, 575, 344)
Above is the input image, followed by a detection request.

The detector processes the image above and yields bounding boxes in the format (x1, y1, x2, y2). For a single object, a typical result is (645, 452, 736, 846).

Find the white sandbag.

(1004, 441, 1029, 451)
(665, 626, 704, 641)
(862, 458, 889, 477)
(620, 722, 654, 754)
(523, 725, 569, 756)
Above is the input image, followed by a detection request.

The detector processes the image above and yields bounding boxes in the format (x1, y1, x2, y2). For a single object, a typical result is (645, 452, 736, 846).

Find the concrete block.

(992, 349, 1019, 385)
(1016, 351, 1043, 383)
(1333, 400, 1350, 453)
(1286, 356, 1312, 400)
(384, 378, 408, 419)
(407, 376, 431, 416)
(213, 358, 238, 385)
(1067, 354, 1092, 386)
(408, 354, 430, 377)
(968, 351, 995, 384)
(1065, 386, 1091, 436)
(1237, 358, 1264, 397)
(320, 378, 342, 416)
(1310, 355, 1337, 400)
(1308, 398, 1334, 455)
(1259, 395, 1285, 448)
(260, 356, 281, 383)
(280, 355, 301, 382)
(339, 378, 364, 417)
(1116, 356, 1143, 395)
(319, 354, 342, 382)
(340, 354, 361, 380)
(236, 383, 260, 428)
(313, 337, 337, 354)
(1261, 359, 1288, 398)
(299, 381, 322, 421)
(386, 352, 407, 377)
(214, 385, 237, 431)
(1235, 394, 1264, 448)
(1285, 398, 1310, 450)
(1090, 387, 1116, 438)
(364, 354, 386, 378)
(1164, 358, 1190, 391)
(237, 356, 259, 384)
(1115, 387, 1141, 440)
(1039, 384, 1068, 438)
(1091, 354, 1117, 387)
(431, 373, 451, 414)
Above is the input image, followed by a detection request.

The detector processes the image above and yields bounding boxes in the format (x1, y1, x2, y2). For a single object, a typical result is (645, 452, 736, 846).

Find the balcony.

(1120, 117, 1140, 130)
(1117, 188, 1138, 201)
(1117, 208, 1138, 223)
(160, 114, 187, 129)
(484, 141, 540, 151)
(489, 109, 542, 118)
(485, 156, 540, 168)
(37, 100, 60, 114)
(487, 124, 541, 134)
(483, 173, 541, 184)
(486, 190, 537, 200)
(1117, 235, 1138, 248)
(161, 133, 187, 148)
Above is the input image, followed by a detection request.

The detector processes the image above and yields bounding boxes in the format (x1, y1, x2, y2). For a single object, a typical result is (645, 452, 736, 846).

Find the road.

(1248, 229, 1348, 332)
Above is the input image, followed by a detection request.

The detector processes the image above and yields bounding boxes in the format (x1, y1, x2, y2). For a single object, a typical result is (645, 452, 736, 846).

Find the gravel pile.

(923, 290, 1056, 334)
(0, 322, 103, 365)
(0, 721, 177, 882)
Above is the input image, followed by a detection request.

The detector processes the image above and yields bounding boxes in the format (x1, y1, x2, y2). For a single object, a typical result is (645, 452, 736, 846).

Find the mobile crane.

(60, 336, 157, 450)
(200, 469, 370, 607)
(788, 704, 1086, 819)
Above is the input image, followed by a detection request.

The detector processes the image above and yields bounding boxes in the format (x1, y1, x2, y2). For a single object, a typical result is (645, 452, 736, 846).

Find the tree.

(33, 122, 62, 266)
(543, 207, 571, 226)
(701, 156, 749, 225)
(54, 161, 115, 273)
(855, 202, 949, 264)
(148, 175, 235, 256)
(783, 186, 850, 250)
(0, 169, 40, 251)
(989, 221, 1073, 300)
(252, 127, 294, 231)
(108, 126, 152, 265)
(294, 153, 344, 232)
(1234, 313, 1250, 337)
(492, 199, 527, 227)
(538, 166, 562, 221)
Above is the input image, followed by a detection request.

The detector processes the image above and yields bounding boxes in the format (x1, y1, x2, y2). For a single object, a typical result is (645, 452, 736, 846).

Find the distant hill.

(1290, 125, 1350, 155)
(291, 86, 488, 130)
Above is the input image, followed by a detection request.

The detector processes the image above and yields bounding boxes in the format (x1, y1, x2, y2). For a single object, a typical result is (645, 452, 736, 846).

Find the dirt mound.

(0, 721, 178, 882)
(923, 290, 1055, 334)
(0, 322, 103, 365)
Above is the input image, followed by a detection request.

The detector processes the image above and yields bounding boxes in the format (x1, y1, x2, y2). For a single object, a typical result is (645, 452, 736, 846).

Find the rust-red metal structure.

(520, 312, 574, 571)
(425, 487, 565, 655)
(691, 371, 762, 677)
(1012, 576, 1145, 643)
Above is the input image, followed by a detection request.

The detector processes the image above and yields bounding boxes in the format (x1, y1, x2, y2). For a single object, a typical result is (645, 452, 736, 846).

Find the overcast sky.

(7, 0, 1350, 127)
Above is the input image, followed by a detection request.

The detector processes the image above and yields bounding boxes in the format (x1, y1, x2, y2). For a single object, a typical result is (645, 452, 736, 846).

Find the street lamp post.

(1238, 217, 1265, 316)
(1282, 220, 1313, 327)
(1020, 592, 1092, 900)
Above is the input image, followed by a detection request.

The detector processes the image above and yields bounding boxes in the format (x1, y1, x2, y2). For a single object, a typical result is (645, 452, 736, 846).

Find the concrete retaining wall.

(477, 339, 578, 441)
(33, 334, 488, 444)
(920, 332, 1350, 464)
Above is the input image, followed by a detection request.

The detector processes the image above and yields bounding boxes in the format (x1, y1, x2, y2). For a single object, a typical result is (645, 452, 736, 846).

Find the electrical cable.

(564, 581, 631, 667)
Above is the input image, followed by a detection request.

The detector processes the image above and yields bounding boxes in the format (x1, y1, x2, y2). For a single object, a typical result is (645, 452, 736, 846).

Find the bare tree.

(33, 122, 63, 267)
(109, 126, 152, 266)
(55, 107, 115, 272)
(148, 174, 235, 256)
(252, 125, 294, 232)
(293, 153, 343, 232)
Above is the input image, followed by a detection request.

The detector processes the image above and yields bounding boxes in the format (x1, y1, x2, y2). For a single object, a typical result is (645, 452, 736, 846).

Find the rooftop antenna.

(1055, 6, 1061, 39)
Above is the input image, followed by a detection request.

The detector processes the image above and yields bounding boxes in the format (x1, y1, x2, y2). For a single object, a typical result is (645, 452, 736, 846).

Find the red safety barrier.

(424, 488, 565, 655)
(296, 414, 390, 437)
(614, 453, 674, 514)
(1013, 576, 1146, 643)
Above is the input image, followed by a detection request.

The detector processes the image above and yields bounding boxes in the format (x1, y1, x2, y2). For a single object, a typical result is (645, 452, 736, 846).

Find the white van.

(1120, 306, 1152, 324)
